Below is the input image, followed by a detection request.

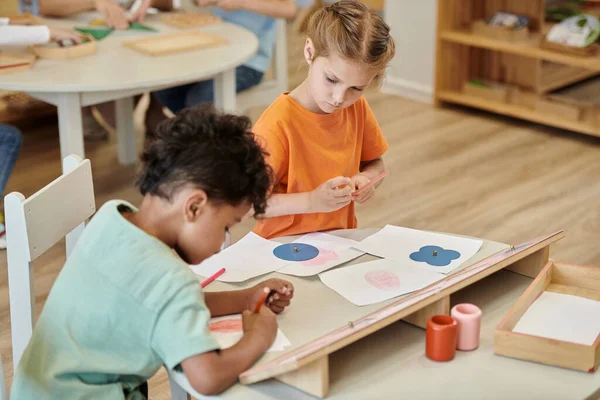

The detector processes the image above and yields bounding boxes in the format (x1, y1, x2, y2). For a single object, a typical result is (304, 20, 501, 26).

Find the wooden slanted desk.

(170, 228, 600, 399)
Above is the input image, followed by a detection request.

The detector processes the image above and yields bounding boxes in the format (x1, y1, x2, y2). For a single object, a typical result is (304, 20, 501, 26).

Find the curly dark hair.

(137, 105, 273, 216)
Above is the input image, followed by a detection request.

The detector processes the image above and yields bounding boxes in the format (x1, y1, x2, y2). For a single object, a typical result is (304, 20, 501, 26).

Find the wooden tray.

(495, 260, 600, 372)
(161, 12, 221, 29)
(472, 19, 529, 42)
(122, 30, 227, 56)
(463, 79, 516, 103)
(30, 34, 96, 60)
(0, 51, 36, 74)
(540, 38, 600, 57)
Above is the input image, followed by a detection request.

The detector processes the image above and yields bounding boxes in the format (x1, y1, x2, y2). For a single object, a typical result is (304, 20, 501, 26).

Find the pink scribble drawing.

(365, 270, 401, 291)
(302, 248, 339, 266)
(209, 319, 243, 333)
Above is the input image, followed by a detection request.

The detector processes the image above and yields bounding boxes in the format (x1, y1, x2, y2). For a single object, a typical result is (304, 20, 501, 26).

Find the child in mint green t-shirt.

(11, 105, 294, 399)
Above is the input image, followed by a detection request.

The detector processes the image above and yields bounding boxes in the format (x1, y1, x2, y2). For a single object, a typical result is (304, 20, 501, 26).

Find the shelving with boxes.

(435, 0, 600, 137)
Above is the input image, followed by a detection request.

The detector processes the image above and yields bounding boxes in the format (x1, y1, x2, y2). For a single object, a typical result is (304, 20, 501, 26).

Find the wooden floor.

(2, 25, 600, 399)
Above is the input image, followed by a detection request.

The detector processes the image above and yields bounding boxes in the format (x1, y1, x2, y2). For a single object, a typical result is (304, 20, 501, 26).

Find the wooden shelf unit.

(435, 0, 600, 138)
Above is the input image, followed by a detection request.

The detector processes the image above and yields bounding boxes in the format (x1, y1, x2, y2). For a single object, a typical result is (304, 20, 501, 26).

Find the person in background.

(143, 0, 302, 137)
(0, 17, 81, 249)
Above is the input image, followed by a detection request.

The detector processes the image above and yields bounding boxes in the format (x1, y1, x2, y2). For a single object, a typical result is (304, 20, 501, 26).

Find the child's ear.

(304, 38, 315, 65)
(184, 189, 209, 222)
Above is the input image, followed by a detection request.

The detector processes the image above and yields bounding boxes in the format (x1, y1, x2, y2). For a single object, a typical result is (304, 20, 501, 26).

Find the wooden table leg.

(507, 246, 550, 278)
(276, 356, 329, 398)
(403, 296, 450, 329)
(115, 96, 137, 165)
(214, 69, 236, 113)
(56, 93, 85, 172)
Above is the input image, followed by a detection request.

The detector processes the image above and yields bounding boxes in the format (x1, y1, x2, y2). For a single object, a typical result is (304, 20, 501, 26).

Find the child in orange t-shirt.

(252, 0, 396, 239)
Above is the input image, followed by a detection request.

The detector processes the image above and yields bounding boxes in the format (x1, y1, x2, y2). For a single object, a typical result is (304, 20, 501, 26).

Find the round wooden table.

(0, 12, 258, 170)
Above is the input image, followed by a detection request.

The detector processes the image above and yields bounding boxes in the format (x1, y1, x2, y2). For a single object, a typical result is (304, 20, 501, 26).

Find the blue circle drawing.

(409, 245, 461, 267)
(273, 243, 319, 262)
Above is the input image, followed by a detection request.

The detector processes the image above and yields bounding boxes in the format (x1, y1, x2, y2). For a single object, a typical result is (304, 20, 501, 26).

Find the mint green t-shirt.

(11, 200, 219, 399)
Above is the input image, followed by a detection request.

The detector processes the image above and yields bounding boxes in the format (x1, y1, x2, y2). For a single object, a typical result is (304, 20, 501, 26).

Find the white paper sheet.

(353, 225, 483, 274)
(319, 258, 445, 306)
(208, 314, 291, 352)
(191, 232, 290, 282)
(277, 232, 365, 277)
(512, 292, 600, 346)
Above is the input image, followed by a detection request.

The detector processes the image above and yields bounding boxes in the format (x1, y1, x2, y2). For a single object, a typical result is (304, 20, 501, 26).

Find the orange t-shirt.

(252, 93, 389, 239)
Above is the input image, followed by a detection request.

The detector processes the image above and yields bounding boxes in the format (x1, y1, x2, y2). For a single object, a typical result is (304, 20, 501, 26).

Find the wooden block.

(495, 260, 600, 372)
(122, 31, 227, 56)
(30, 35, 96, 60)
(275, 356, 329, 398)
(506, 246, 549, 278)
(0, 52, 36, 74)
(472, 19, 529, 42)
(161, 12, 221, 29)
(403, 296, 450, 329)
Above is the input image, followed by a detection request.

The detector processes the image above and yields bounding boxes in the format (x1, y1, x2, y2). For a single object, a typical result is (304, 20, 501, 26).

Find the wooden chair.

(5, 155, 95, 372)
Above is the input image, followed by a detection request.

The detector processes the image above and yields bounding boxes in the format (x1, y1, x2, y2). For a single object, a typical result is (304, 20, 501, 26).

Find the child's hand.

(130, 0, 151, 22)
(242, 307, 277, 350)
(94, 0, 129, 30)
(351, 174, 375, 204)
(49, 28, 83, 44)
(247, 279, 294, 314)
(309, 176, 353, 213)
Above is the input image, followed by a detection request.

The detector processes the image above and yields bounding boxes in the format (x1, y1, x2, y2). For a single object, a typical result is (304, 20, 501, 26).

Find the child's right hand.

(309, 176, 353, 213)
(49, 28, 83, 44)
(242, 307, 278, 351)
(94, 0, 129, 30)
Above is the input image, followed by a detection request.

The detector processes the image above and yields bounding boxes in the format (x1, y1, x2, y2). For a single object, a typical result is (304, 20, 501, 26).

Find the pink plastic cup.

(451, 303, 482, 351)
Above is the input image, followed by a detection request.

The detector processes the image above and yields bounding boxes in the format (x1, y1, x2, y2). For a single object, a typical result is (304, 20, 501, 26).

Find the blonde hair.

(304, 0, 396, 74)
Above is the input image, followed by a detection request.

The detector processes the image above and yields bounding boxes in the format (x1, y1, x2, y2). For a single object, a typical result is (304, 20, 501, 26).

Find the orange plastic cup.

(426, 315, 458, 362)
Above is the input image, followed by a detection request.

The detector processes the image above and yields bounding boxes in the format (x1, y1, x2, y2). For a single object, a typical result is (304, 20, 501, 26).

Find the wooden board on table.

(122, 31, 227, 56)
(0, 52, 36, 74)
(238, 230, 564, 397)
(161, 12, 221, 29)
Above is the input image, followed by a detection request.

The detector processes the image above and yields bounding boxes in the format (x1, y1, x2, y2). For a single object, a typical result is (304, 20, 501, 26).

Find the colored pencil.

(352, 170, 389, 196)
(254, 287, 271, 313)
(200, 268, 225, 288)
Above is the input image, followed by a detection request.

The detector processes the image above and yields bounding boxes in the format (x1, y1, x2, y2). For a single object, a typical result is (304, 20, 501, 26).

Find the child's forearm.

(359, 158, 385, 187)
(204, 290, 250, 317)
(240, 0, 297, 20)
(182, 331, 270, 395)
(40, 0, 96, 17)
(262, 191, 313, 218)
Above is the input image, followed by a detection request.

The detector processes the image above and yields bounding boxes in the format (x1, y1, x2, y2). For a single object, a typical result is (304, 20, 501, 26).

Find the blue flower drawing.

(410, 245, 461, 267)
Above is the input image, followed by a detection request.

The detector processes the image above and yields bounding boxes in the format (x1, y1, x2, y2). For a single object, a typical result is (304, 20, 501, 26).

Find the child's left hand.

(246, 279, 294, 314)
(351, 174, 375, 204)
